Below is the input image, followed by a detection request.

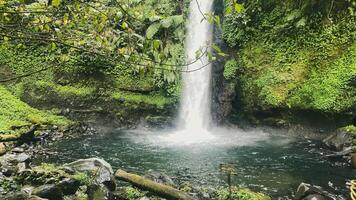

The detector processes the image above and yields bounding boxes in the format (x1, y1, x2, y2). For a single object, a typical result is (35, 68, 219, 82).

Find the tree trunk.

(115, 169, 195, 200)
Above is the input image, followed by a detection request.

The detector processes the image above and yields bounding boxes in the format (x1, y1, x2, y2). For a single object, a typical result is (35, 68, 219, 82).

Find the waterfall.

(162, 0, 215, 144)
(179, 0, 214, 132)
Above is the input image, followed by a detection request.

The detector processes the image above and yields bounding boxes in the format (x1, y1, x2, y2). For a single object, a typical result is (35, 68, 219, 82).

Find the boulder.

(87, 184, 111, 200)
(138, 197, 150, 200)
(325, 147, 352, 158)
(15, 153, 30, 163)
(33, 184, 63, 200)
(57, 178, 80, 195)
(1, 164, 17, 177)
(17, 162, 26, 173)
(28, 196, 48, 200)
(294, 183, 339, 200)
(12, 147, 25, 153)
(302, 194, 327, 200)
(0, 143, 6, 155)
(3, 191, 28, 200)
(63, 158, 114, 185)
(21, 185, 35, 196)
(323, 129, 352, 151)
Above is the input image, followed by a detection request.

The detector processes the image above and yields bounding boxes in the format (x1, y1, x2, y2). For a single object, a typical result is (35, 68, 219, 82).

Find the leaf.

(50, 42, 56, 50)
(161, 17, 173, 28)
(295, 18, 306, 28)
(153, 40, 160, 50)
(234, 3, 244, 13)
(146, 22, 161, 39)
(52, 0, 61, 7)
(171, 15, 184, 25)
(149, 15, 161, 22)
(211, 44, 221, 52)
(161, 15, 183, 28)
(121, 22, 128, 29)
(63, 13, 69, 25)
(214, 15, 221, 29)
(225, 5, 232, 15)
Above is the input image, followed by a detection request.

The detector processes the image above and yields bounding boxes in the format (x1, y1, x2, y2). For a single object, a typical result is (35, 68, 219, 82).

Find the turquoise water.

(38, 128, 354, 199)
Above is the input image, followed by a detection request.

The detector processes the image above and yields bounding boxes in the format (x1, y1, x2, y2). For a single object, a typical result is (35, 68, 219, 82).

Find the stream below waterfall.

(36, 128, 354, 199)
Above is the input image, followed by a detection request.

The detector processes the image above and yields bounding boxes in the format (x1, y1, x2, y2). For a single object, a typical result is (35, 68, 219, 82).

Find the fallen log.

(115, 169, 195, 200)
(0, 125, 38, 142)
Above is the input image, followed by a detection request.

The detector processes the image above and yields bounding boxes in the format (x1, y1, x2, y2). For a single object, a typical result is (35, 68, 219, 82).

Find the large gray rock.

(57, 178, 80, 195)
(28, 196, 48, 200)
(63, 158, 114, 185)
(3, 191, 28, 200)
(0, 143, 6, 155)
(302, 194, 327, 200)
(87, 184, 111, 200)
(294, 183, 342, 200)
(33, 184, 63, 200)
(323, 129, 352, 151)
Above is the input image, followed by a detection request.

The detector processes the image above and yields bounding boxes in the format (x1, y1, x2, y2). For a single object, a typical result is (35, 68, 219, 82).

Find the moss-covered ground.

(0, 86, 70, 134)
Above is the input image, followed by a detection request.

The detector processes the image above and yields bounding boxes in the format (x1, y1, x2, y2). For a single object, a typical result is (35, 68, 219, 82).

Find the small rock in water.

(15, 153, 30, 163)
(302, 194, 326, 200)
(12, 147, 24, 153)
(294, 182, 339, 200)
(0, 143, 7, 155)
(17, 162, 26, 173)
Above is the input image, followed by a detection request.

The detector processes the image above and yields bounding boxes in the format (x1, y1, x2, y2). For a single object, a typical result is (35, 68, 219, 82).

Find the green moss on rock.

(214, 187, 271, 200)
(112, 91, 172, 109)
(223, 0, 355, 118)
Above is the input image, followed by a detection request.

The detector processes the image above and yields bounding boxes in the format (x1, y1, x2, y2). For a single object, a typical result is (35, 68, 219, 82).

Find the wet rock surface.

(57, 178, 80, 195)
(323, 129, 352, 151)
(63, 158, 115, 186)
(33, 184, 63, 200)
(294, 182, 344, 200)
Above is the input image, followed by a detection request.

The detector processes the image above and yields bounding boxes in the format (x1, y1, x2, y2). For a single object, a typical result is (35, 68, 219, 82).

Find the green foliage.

(146, 15, 184, 39)
(214, 187, 271, 200)
(122, 187, 145, 200)
(223, 0, 356, 114)
(0, 86, 70, 134)
(112, 91, 171, 109)
(0, 0, 187, 82)
(223, 59, 239, 80)
(70, 172, 92, 186)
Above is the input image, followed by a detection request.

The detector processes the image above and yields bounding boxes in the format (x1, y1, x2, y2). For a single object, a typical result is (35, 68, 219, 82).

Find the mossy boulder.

(213, 187, 271, 200)
(323, 125, 355, 151)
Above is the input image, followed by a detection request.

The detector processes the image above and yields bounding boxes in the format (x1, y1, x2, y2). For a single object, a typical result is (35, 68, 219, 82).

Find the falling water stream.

(162, 0, 215, 144)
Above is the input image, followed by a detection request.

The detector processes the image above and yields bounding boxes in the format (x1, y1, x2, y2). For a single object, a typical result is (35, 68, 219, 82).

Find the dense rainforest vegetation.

(0, 0, 355, 200)
(0, 0, 355, 132)
(222, 0, 356, 127)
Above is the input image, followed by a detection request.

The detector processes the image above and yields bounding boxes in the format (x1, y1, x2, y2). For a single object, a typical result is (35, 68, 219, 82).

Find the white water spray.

(162, 0, 215, 144)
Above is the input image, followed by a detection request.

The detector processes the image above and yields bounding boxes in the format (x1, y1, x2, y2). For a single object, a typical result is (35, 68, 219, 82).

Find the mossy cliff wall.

(219, 0, 355, 127)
